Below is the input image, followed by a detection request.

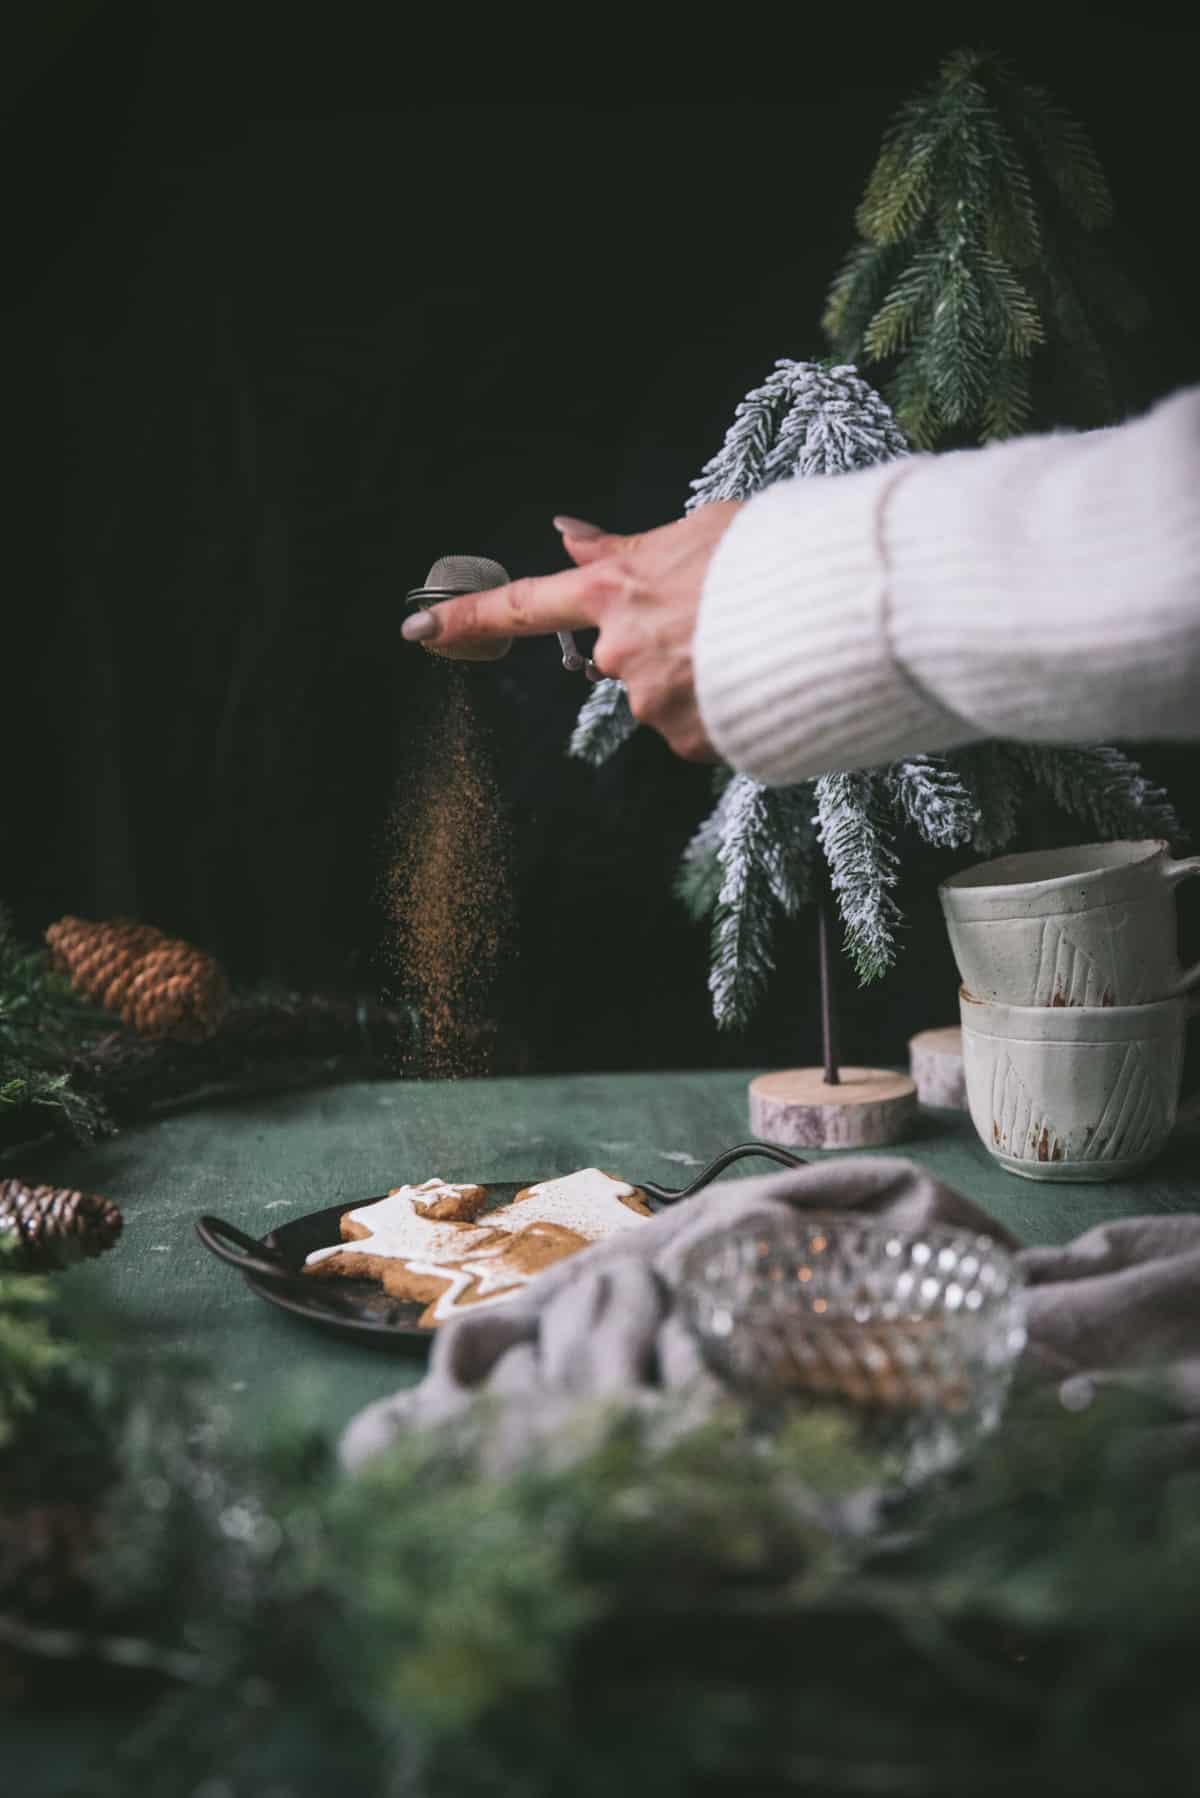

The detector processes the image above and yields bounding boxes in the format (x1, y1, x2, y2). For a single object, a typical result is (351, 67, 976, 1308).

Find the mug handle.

(1165, 857, 1200, 995)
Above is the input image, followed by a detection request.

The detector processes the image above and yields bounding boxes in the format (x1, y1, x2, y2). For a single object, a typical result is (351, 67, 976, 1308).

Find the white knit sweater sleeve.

(693, 384, 1200, 785)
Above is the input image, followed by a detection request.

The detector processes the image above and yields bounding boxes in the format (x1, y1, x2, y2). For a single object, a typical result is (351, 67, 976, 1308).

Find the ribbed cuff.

(694, 459, 974, 785)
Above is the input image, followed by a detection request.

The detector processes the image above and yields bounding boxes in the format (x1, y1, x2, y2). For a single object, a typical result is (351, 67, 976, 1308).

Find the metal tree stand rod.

(818, 893, 840, 1087)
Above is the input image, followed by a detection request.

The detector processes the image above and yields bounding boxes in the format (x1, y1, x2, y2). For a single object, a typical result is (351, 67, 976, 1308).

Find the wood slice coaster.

(909, 1026, 967, 1110)
(749, 1067, 918, 1150)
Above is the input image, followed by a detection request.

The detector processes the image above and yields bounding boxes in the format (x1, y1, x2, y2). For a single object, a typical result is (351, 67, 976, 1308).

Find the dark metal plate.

(196, 1143, 808, 1346)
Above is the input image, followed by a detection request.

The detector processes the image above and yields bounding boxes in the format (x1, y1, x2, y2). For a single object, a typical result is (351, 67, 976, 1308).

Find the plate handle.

(640, 1140, 807, 1204)
(195, 1214, 295, 1281)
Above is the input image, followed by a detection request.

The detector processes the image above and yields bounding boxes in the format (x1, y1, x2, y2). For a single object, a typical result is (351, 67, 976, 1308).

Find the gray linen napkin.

(339, 1157, 1200, 1474)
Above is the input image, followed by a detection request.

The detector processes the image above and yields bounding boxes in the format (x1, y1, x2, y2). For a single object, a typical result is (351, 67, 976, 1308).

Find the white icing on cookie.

(410, 1171, 648, 1320)
(508, 1168, 643, 1239)
(406, 1241, 527, 1322)
(303, 1178, 481, 1268)
(408, 1222, 586, 1322)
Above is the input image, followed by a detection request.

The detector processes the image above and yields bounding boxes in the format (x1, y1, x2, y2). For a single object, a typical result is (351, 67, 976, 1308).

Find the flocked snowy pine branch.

(1016, 745, 1182, 843)
(759, 785, 820, 920)
(707, 776, 786, 1033)
(953, 744, 1028, 857)
(815, 772, 903, 986)
(675, 776, 734, 923)
(890, 755, 980, 848)
(679, 775, 821, 930)
(952, 742, 1184, 858)
(689, 779, 821, 1030)
(568, 678, 638, 767)
(687, 360, 910, 504)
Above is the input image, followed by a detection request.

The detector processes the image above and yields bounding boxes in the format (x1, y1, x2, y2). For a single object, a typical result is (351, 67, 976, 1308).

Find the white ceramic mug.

(959, 987, 1194, 1182)
(940, 840, 1200, 1008)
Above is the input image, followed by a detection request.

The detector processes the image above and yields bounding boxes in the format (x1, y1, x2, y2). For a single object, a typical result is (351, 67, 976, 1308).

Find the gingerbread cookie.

(400, 1168, 652, 1325)
(303, 1167, 652, 1327)
(407, 1220, 590, 1326)
(303, 1178, 489, 1292)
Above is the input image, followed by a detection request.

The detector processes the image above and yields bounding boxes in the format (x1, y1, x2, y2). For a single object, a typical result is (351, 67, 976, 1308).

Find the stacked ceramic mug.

(939, 841, 1200, 1182)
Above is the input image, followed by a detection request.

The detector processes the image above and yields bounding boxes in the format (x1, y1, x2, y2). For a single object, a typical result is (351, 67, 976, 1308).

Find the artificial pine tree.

(567, 51, 1177, 1136)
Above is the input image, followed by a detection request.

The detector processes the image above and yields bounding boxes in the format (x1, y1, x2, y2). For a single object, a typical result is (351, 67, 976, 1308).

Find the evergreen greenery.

(0, 1239, 68, 1445)
(1016, 744, 1181, 840)
(891, 754, 980, 849)
(815, 771, 904, 986)
(568, 673, 637, 766)
(0, 905, 110, 1142)
(677, 776, 820, 1027)
(5, 1265, 1200, 1796)
(822, 45, 1148, 446)
(955, 742, 1027, 857)
(706, 777, 783, 1033)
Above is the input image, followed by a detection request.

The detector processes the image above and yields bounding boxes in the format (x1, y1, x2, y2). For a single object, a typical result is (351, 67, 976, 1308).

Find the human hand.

(401, 500, 745, 761)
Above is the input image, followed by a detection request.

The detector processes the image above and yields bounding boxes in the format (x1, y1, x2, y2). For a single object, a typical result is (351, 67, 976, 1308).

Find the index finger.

(407, 563, 610, 648)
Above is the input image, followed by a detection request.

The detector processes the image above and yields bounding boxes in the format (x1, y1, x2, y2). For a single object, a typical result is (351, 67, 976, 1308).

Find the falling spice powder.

(384, 665, 514, 1079)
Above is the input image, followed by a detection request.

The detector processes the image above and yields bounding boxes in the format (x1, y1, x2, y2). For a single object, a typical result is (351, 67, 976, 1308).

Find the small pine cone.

(0, 1178, 122, 1271)
(45, 915, 228, 1041)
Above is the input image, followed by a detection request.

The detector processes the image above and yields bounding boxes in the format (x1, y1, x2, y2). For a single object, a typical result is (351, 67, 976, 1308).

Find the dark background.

(4, 6, 1199, 1077)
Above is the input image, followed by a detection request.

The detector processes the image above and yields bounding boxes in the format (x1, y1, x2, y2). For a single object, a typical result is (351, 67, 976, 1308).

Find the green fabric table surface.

(20, 1071, 1200, 1443)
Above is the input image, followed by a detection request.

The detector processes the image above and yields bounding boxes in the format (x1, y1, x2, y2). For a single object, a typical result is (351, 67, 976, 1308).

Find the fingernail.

(402, 610, 439, 642)
(553, 515, 604, 539)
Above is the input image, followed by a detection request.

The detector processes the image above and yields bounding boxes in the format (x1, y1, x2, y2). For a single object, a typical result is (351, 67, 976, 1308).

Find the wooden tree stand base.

(908, 1026, 967, 1109)
(749, 1067, 918, 1150)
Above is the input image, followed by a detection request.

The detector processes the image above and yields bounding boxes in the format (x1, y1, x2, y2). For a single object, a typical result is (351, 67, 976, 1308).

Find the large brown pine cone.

(44, 915, 228, 1041)
(46, 916, 162, 1005)
(123, 942, 229, 1041)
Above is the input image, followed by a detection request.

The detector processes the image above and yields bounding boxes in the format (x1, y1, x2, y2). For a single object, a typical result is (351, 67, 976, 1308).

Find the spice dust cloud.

(384, 666, 514, 1078)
